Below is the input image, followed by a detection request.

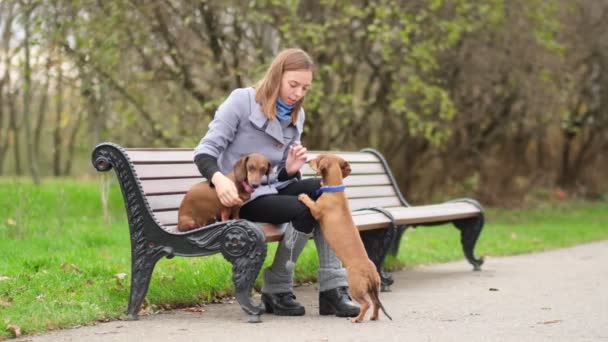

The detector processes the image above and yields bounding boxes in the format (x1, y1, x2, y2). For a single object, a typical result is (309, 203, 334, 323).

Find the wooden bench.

(91, 142, 484, 322)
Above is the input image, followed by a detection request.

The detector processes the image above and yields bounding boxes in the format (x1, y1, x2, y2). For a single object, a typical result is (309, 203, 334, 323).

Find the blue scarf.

(276, 98, 295, 123)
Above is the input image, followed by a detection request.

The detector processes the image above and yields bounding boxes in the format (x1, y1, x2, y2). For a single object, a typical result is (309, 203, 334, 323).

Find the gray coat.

(194, 87, 305, 202)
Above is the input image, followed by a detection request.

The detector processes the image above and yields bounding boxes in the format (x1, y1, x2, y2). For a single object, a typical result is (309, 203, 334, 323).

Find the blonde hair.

(254, 48, 315, 124)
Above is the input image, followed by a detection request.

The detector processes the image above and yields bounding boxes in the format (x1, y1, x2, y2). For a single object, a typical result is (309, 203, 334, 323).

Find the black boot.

(319, 286, 360, 317)
(261, 292, 305, 316)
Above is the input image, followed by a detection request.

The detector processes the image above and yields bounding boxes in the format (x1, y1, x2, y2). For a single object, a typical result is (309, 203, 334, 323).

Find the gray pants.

(262, 223, 347, 293)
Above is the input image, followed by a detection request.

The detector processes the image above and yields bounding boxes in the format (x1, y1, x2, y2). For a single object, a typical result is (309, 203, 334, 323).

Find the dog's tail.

(370, 288, 392, 320)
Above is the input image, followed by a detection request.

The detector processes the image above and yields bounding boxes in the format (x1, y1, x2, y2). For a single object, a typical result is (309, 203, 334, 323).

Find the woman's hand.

(211, 172, 243, 207)
(286, 141, 308, 176)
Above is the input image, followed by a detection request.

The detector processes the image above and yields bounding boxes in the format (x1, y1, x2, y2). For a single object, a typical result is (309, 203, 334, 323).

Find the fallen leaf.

(138, 305, 155, 316)
(7, 325, 21, 337)
(115, 273, 127, 286)
(6, 218, 16, 226)
(183, 307, 206, 313)
(0, 276, 10, 281)
(160, 303, 176, 310)
(489, 288, 499, 291)
(538, 320, 562, 325)
(61, 263, 80, 272)
(0, 298, 13, 307)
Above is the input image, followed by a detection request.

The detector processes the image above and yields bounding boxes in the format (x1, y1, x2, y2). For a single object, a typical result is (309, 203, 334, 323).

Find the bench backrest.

(123, 148, 405, 233)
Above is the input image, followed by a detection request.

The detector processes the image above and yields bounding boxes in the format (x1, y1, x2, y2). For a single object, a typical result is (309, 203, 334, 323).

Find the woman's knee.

(291, 204, 317, 234)
(302, 178, 322, 199)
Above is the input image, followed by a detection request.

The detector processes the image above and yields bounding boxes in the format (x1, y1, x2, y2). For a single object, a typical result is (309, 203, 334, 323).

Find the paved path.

(15, 241, 608, 342)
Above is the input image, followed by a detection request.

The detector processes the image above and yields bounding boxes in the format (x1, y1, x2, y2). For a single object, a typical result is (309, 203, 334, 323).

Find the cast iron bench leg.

(454, 215, 485, 271)
(360, 224, 398, 292)
(450, 199, 485, 271)
(127, 244, 175, 320)
(188, 220, 267, 323)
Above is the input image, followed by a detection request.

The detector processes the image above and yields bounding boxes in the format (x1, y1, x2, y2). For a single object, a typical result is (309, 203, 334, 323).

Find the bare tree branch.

(62, 43, 174, 146)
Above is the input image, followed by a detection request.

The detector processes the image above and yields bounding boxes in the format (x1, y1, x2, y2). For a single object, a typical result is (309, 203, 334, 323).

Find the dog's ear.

(266, 162, 272, 179)
(234, 156, 248, 183)
(340, 160, 352, 179)
(317, 155, 331, 174)
(309, 158, 320, 173)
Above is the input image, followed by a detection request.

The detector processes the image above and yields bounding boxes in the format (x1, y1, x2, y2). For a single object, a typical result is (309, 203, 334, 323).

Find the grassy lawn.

(1, 177, 607, 339)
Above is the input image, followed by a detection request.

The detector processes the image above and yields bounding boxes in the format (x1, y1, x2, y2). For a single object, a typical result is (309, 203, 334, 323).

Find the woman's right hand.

(211, 172, 243, 207)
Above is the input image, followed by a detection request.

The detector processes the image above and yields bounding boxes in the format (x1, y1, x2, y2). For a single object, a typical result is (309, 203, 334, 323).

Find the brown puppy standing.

(177, 153, 271, 232)
(298, 154, 391, 323)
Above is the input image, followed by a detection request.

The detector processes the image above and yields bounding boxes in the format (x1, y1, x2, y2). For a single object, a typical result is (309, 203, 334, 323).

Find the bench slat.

(260, 223, 285, 242)
(152, 202, 479, 231)
(348, 197, 402, 210)
(307, 152, 380, 163)
(352, 202, 481, 225)
(132, 162, 386, 180)
(140, 178, 201, 195)
(303, 163, 386, 176)
(154, 210, 180, 226)
(147, 193, 402, 212)
(133, 164, 206, 179)
(140, 174, 392, 195)
(126, 150, 197, 163)
(151, 195, 403, 225)
(146, 185, 397, 211)
(125, 149, 380, 164)
(350, 202, 480, 216)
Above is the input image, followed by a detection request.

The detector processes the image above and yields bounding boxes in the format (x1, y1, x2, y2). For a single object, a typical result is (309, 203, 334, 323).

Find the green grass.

(1, 177, 607, 339)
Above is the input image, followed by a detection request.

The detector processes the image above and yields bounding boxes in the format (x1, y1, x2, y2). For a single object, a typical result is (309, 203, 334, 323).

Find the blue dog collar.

(316, 184, 346, 196)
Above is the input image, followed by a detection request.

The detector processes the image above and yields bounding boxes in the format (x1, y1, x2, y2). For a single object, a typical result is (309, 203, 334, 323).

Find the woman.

(193, 48, 359, 317)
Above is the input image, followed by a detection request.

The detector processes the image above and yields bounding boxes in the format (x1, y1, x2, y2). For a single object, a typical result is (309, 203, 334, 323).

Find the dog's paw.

(298, 194, 310, 202)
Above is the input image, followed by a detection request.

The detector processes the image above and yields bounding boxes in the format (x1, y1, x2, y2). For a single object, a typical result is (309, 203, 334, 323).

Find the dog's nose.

(252, 184, 260, 189)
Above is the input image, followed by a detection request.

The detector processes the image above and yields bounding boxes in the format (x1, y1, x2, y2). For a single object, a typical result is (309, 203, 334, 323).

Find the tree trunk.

(558, 131, 574, 187)
(22, 1, 41, 184)
(0, 2, 14, 175)
(63, 107, 84, 175)
(0, 80, 6, 174)
(53, 63, 64, 176)
(34, 57, 51, 165)
(8, 89, 21, 175)
(2, 2, 18, 175)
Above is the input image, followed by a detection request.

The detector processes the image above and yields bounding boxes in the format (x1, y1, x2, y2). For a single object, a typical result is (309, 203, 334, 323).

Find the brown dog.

(298, 154, 391, 323)
(177, 153, 271, 232)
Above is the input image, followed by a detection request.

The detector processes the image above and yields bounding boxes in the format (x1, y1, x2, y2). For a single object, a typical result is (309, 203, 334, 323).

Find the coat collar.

(247, 87, 304, 143)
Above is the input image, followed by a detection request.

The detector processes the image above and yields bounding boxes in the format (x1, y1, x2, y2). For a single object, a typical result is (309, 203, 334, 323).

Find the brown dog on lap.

(177, 153, 271, 232)
(298, 154, 392, 323)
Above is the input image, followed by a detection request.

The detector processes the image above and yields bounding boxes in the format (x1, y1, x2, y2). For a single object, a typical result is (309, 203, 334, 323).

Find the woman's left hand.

(286, 142, 308, 176)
